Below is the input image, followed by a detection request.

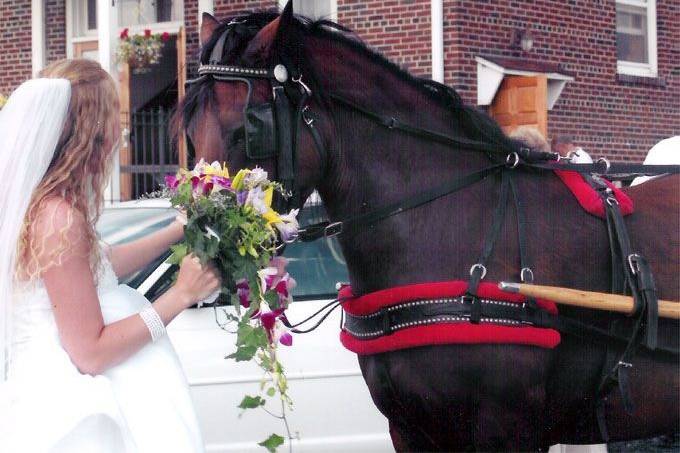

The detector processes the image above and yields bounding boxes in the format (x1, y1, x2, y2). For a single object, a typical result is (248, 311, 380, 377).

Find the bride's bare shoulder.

(28, 197, 90, 264)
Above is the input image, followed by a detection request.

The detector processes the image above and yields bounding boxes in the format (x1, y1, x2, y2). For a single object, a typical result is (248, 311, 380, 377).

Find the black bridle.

(186, 24, 328, 213)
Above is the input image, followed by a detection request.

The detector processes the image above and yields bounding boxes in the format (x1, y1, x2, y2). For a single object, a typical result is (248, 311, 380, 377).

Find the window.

(71, 0, 97, 37)
(616, 0, 657, 77)
(118, 0, 183, 27)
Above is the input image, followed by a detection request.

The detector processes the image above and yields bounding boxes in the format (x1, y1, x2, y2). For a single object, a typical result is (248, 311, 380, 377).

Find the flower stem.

(281, 397, 293, 453)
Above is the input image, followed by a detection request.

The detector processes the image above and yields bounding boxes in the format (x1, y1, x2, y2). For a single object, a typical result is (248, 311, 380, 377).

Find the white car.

(98, 199, 393, 453)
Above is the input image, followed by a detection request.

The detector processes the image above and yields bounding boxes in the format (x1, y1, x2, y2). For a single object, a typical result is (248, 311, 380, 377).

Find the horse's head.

(178, 2, 336, 209)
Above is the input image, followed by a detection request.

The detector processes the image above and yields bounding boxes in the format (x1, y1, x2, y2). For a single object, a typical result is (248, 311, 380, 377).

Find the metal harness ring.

(520, 267, 534, 283)
(469, 263, 487, 280)
(597, 157, 611, 173)
(506, 152, 520, 169)
(627, 253, 641, 276)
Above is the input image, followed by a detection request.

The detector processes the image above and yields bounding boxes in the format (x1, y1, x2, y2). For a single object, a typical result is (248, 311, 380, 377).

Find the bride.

(0, 59, 221, 452)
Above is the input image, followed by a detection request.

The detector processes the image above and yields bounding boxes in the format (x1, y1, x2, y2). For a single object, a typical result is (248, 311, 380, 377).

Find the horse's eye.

(228, 127, 245, 147)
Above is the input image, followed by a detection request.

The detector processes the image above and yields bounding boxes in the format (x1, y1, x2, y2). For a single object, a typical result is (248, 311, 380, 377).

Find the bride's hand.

(174, 254, 221, 306)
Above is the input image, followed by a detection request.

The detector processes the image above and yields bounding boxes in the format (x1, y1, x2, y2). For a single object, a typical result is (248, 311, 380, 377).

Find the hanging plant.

(116, 29, 170, 73)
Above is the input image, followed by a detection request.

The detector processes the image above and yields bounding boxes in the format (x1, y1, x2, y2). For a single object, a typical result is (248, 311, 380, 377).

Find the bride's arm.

(35, 201, 219, 375)
(107, 217, 184, 279)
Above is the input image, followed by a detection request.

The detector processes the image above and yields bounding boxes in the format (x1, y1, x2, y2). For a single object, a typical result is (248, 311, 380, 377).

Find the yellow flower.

(202, 161, 229, 182)
(264, 187, 273, 208)
(262, 208, 282, 225)
(231, 169, 249, 190)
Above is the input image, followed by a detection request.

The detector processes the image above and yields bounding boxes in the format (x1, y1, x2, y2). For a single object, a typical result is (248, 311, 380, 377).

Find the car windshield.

(97, 203, 348, 299)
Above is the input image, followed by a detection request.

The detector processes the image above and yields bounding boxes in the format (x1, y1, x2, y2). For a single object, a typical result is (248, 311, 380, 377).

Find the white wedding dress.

(0, 253, 205, 453)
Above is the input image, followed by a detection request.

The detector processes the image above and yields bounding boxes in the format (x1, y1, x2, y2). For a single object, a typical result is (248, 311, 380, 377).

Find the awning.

(476, 55, 575, 109)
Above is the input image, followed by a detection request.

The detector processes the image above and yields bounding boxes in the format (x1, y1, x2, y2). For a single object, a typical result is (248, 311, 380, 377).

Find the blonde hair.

(509, 126, 551, 152)
(17, 59, 120, 278)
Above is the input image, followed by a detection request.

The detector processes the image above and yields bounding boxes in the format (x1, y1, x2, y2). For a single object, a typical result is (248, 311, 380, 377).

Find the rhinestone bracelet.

(139, 305, 166, 343)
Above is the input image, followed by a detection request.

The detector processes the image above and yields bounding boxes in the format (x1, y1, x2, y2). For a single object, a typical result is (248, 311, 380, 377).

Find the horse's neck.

(316, 101, 496, 295)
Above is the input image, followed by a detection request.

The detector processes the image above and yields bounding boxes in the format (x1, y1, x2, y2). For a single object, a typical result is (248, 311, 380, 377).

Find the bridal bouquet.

(161, 159, 299, 452)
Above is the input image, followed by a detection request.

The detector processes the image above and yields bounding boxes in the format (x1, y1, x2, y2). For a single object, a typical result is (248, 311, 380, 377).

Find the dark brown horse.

(176, 4, 679, 451)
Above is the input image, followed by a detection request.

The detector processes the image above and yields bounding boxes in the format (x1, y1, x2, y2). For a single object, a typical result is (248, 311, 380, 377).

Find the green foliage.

(258, 434, 285, 453)
(238, 395, 266, 410)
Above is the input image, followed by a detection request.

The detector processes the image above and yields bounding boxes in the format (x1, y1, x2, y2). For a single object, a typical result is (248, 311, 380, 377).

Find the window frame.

(68, 0, 184, 40)
(615, 0, 658, 78)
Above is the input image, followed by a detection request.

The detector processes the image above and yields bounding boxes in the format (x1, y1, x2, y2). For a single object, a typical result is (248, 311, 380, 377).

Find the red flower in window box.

(144, 29, 152, 38)
(161, 32, 170, 42)
(120, 28, 129, 40)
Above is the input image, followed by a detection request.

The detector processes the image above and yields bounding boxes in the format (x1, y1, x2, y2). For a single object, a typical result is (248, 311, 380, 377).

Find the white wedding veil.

(0, 78, 71, 382)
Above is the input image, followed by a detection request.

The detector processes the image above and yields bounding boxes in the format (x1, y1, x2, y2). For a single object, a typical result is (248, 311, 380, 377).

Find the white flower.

(245, 186, 268, 214)
(192, 158, 207, 176)
(274, 209, 300, 242)
(204, 225, 220, 242)
(244, 167, 268, 188)
(257, 266, 278, 294)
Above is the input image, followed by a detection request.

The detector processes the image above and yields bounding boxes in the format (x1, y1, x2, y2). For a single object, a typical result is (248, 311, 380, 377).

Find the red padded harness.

(555, 170, 634, 218)
(340, 281, 561, 355)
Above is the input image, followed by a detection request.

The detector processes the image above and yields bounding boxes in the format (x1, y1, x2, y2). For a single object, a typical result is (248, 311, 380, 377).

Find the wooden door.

(490, 75, 547, 137)
(119, 63, 133, 201)
(73, 40, 98, 60)
(176, 26, 188, 168)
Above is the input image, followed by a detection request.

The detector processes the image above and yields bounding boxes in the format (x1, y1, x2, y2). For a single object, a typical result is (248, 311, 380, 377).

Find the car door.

(105, 202, 392, 452)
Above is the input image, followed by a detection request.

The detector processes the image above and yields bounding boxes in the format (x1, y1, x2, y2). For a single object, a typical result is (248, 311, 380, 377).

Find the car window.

(282, 203, 349, 299)
(98, 206, 177, 286)
(99, 202, 349, 302)
(98, 207, 177, 245)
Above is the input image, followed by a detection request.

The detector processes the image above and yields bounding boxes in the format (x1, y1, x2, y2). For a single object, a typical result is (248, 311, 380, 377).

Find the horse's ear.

(272, 0, 303, 72)
(200, 13, 220, 45)
(276, 0, 295, 39)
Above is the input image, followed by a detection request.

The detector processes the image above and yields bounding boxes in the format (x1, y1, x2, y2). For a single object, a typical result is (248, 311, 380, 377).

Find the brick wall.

(0, 0, 32, 95)
(45, 0, 66, 65)
(4, 0, 669, 161)
(442, 0, 679, 160)
(337, 0, 432, 78)
(184, 0, 277, 77)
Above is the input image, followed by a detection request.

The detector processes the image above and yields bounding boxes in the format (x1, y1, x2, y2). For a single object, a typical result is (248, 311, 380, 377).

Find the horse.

(175, 3, 679, 451)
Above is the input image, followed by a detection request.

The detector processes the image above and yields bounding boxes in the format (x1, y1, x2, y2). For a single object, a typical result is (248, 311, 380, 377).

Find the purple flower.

(279, 332, 293, 346)
(236, 190, 248, 206)
(260, 311, 277, 331)
(165, 174, 179, 190)
(274, 280, 288, 298)
(236, 279, 250, 308)
(212, 176, 232, 191)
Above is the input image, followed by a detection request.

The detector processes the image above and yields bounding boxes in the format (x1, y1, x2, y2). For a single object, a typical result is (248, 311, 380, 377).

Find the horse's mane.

(178, 9, 517, 154)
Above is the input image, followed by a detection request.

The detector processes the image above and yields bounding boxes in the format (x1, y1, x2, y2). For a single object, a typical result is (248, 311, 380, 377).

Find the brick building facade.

(1, 0, 678, 160)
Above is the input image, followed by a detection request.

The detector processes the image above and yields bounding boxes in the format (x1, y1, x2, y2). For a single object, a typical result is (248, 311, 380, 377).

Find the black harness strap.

(508, 174, 533, 284)
(583, 175, 661, 441)
(330, 93, 515, 156)
(298, 105, 328, 178)
(465, 171, 511, 323)
(298, 164, 505, 241)
(526, 160, 680, 176)
(272, 83, 297, 209)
